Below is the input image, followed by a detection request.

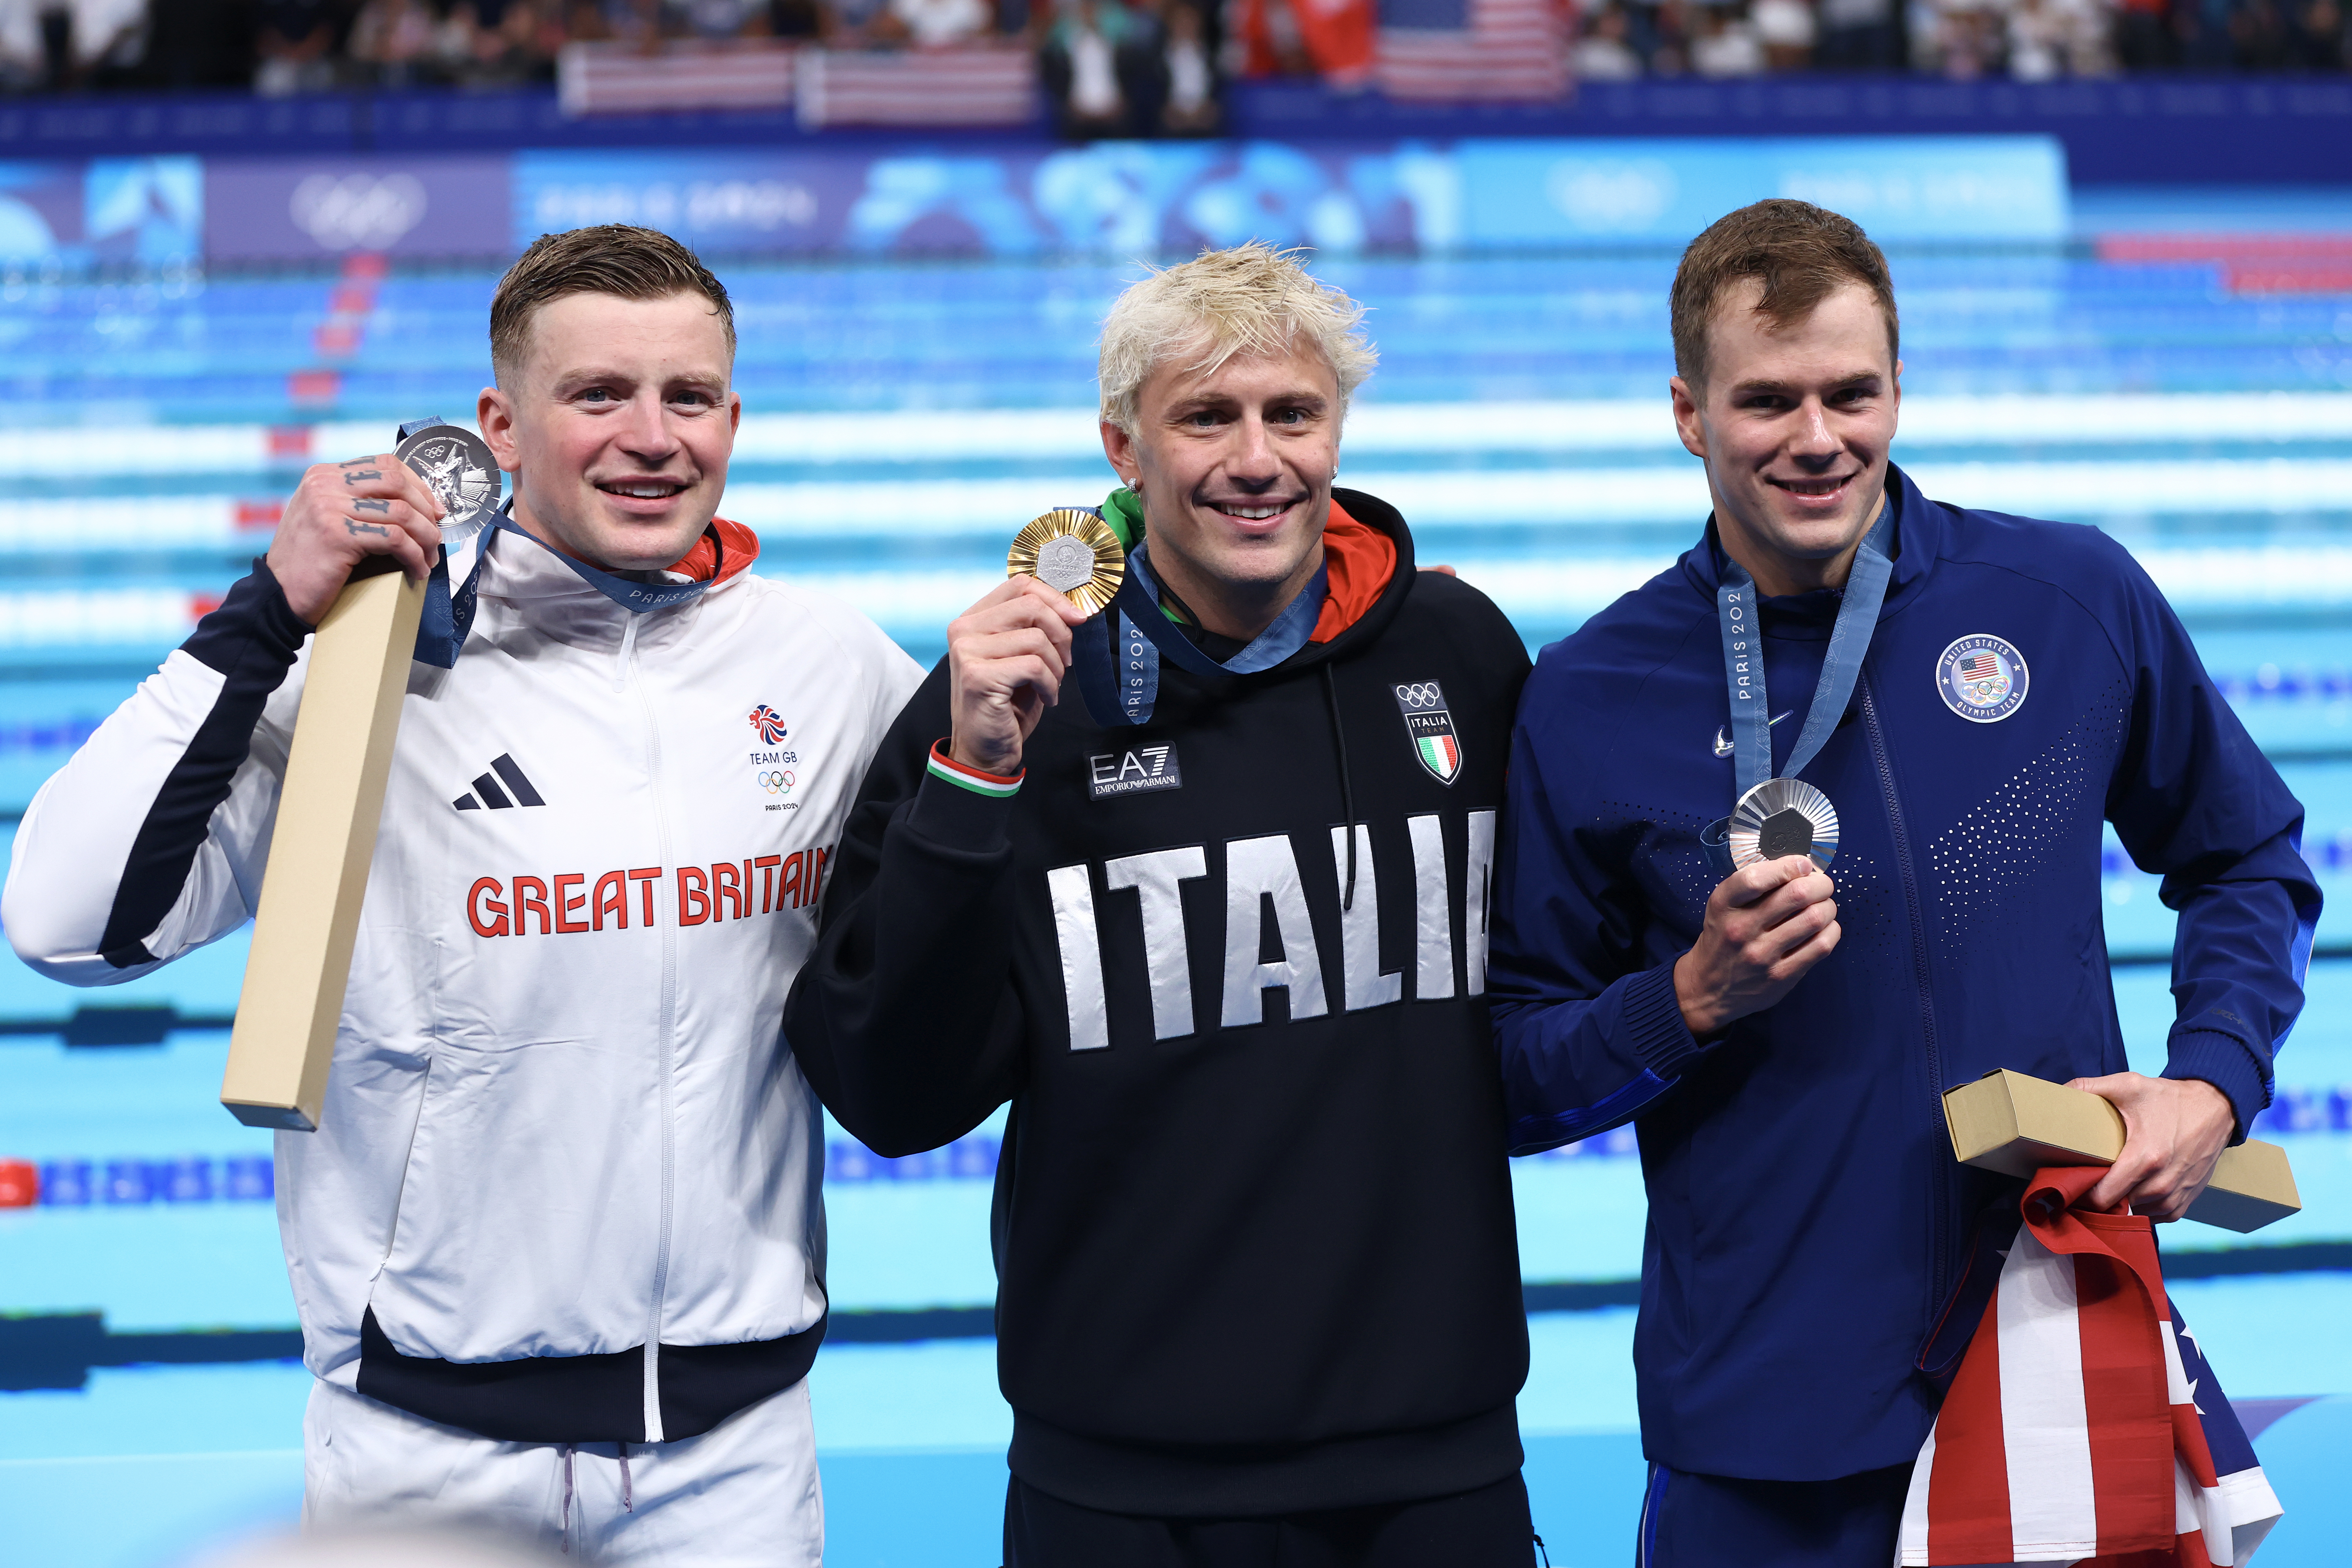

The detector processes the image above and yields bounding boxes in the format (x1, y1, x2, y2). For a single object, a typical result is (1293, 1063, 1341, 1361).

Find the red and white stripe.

(558, 40, 798, 116)
(1376, 0, 1570, 102)
(795, 45, 1037, 128)
(1896, 1169, 2283, 1565)
(0, 589, 213, 648)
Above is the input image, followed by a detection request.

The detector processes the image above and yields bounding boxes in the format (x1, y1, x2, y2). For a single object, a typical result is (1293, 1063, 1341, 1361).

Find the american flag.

(1375, 0, 1570, 102)
(1961, 652, 2003, 682)
(557, 40, 797, 116)
(796, 45, 1038, 129)
(1898, 1166, 2283, 1564)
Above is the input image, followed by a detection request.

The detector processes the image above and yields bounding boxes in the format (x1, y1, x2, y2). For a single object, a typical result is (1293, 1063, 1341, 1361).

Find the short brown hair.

(489, 224, 735, 386)
(1669, 200, 1897, 391)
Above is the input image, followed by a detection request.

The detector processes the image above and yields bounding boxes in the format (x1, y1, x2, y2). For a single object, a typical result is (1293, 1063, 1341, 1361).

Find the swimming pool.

(3, 211, 2351, 1566)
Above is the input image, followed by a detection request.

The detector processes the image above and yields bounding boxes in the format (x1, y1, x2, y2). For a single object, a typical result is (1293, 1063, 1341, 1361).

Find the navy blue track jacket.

(1487, 465, 2318, 1482)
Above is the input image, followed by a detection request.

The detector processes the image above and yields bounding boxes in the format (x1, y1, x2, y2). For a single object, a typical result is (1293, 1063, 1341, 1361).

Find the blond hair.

(1098, 243, 1377, 434)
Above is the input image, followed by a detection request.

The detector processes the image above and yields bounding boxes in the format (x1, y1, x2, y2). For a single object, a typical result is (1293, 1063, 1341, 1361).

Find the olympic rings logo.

(1394, 682, 1445, 709)
(758, 770, 796, 795)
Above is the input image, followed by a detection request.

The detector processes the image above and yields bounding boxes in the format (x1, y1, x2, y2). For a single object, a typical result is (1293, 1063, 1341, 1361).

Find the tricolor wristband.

(926, 740, 1023, 798)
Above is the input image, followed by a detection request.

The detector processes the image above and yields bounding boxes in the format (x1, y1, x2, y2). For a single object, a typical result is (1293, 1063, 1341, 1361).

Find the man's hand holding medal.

(947, 510, 1125, 776)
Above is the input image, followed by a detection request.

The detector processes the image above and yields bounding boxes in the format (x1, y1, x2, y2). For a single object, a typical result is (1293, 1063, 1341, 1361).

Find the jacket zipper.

(1859, 674, 1952, 1325)
(628, 626, 680, 1442)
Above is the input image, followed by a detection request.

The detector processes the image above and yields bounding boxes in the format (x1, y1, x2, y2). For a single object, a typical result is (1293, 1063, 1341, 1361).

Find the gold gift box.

(1942, 1069, 2302, 1235)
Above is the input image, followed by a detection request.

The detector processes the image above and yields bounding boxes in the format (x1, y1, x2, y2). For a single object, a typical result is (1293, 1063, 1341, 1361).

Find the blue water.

(3, 187, 2352, 1563)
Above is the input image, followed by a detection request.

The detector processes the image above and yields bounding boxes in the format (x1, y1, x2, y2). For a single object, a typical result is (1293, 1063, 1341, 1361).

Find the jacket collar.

(1676, 463, 1938, 631)
(472, 518, 754, 657)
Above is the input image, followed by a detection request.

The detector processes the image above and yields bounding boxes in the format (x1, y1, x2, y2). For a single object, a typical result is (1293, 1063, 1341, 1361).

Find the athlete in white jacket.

(4, 226, 921, 1563)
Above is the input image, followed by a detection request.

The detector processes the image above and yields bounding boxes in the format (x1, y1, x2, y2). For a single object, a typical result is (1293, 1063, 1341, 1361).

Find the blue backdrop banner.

(0, 135, 2068, 268)
(1448, 137, 2069, 247)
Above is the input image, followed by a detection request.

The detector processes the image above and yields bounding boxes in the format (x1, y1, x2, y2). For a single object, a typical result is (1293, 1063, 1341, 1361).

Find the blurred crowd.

(0, 0, 1045, 93)
(1568, 0, 2348, 77)
(0, 0, 2337, 102)
(0, 0, 1228, 135)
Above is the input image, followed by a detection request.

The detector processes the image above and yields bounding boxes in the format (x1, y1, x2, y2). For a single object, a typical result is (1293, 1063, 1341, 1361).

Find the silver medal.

(396, 425, 503, 549)
(1728, 777, 1839, 871)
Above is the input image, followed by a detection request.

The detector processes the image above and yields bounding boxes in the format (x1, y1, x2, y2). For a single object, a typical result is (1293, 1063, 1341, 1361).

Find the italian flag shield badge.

(1392, 680, 1462, 786)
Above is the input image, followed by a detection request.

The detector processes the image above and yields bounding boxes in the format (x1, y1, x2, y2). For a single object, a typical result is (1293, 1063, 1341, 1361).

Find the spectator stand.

(0, 3, 2340, 173)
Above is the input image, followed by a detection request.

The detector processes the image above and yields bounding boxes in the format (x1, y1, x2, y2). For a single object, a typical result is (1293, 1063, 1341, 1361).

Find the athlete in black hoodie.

(786, 245, 1536, 1565)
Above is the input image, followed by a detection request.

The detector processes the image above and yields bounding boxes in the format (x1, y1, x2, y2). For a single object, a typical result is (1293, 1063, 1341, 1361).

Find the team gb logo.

(748, 704, 789, 745)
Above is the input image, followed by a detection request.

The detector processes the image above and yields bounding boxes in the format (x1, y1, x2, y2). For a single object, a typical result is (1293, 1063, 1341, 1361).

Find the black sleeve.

(784, 663, 1033, 1156)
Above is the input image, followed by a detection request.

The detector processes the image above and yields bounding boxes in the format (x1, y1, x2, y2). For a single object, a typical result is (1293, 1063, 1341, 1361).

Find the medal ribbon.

(1716, 505, 1894, 801)
(1071, 511, 1328, 727)
(413, 505, 726, 668)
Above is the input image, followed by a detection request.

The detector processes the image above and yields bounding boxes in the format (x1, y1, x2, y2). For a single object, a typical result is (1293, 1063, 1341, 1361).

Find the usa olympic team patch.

(1935, 634, 2029, 723)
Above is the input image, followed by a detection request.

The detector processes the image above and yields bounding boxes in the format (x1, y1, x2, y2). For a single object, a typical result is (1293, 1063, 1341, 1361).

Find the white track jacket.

(5, 521, 921, 1444)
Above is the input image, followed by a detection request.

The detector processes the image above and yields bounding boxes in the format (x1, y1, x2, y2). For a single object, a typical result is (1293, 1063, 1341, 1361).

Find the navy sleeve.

(782, 663, 1031, 1156)
(1486, 712, 1707, 1156)
(2103, 557, 2320, 1140)
(97, 561, 311, 965)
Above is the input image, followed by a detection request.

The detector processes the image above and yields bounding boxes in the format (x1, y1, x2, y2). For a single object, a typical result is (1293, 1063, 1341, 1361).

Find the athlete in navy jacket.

(1487, 201, 2319, 1566)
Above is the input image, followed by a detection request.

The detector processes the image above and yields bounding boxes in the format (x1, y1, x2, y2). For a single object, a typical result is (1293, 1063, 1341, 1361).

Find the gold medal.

(1007, 509, 1125, 616)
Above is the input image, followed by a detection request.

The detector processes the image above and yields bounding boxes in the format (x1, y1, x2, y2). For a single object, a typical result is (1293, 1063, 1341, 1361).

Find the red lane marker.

(2099, 233, 2352, 265)
(2225, 265, 2352, 295)
(289, 369, 342, 405)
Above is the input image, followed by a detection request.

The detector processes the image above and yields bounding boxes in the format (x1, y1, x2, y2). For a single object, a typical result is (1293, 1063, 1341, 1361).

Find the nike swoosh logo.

(1714, 712, 1794, 757)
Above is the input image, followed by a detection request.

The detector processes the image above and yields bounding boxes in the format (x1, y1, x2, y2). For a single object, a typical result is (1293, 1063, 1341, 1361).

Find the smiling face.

(1670, 279, 1901, 596)
(477, 289, 740, 573)
(1100, 342, 1339, 641)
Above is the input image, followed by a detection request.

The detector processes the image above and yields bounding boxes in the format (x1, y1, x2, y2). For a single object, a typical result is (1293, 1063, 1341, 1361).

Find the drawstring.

(556, 1440, 634, 1552)
(1321, 664, 1357, 910)
(558, 1444, 576, 1554)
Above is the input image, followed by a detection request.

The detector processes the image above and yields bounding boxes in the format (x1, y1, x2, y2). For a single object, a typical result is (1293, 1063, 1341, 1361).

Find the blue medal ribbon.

(1067, 505, 1328, 728)
(412, 506, 727, 668)
(1715, 504, 1895, 802)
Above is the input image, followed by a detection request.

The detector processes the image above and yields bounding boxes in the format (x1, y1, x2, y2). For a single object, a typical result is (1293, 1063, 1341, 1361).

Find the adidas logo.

(453, 754, 546, 812)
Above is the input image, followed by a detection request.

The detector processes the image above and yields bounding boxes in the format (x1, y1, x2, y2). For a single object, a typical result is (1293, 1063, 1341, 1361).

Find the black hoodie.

(785, 490, 1534, 1517)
